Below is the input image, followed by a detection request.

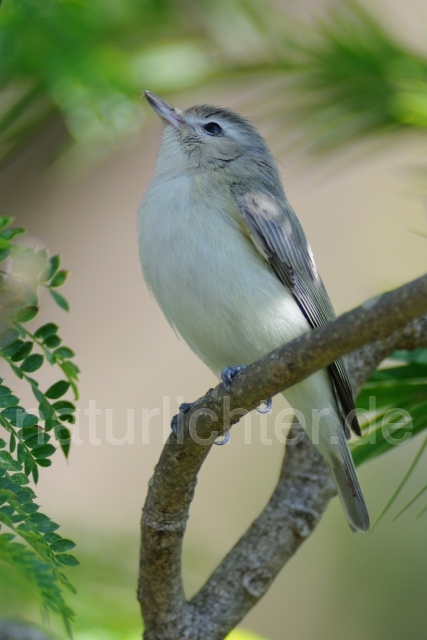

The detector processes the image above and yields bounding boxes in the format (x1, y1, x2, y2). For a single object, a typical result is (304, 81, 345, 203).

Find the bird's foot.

(221, 365, 272, 414)
(221, 365, 247, 392)
(171, 401, 231, 446)
(171, 402, 194, 440)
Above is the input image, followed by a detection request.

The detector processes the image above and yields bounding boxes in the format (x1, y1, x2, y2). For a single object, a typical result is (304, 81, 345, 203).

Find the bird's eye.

(203, 122, 223, 136)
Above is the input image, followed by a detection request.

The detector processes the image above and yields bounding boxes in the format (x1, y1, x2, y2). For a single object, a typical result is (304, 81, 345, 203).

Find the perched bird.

(138, 91, 369, 532)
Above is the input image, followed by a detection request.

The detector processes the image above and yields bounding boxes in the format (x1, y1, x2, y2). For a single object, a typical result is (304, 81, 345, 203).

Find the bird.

(137, 91, 369, 532)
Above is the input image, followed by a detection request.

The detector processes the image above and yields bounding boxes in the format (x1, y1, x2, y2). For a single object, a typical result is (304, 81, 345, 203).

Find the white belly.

(138, 174, 309, 375)
(138, 167, 369, 532)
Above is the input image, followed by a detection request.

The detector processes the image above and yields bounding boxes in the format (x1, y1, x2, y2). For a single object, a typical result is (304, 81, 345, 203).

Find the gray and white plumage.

(138, 92, 369, 532)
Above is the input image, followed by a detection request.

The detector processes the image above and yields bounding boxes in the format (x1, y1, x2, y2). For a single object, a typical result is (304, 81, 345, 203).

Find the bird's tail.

(326, 444, 370, 532)
(283, 373, 369, 532)
(310, 419, 370, 532)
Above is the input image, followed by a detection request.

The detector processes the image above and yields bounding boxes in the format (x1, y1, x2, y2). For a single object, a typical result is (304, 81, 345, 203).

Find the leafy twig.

(0, 217, 79, 632)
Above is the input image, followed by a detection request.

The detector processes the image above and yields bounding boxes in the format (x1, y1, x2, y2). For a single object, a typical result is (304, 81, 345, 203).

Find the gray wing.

(232, 186, 360, 437)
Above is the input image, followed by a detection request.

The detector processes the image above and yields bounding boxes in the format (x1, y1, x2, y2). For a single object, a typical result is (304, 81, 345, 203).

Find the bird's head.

(144, 91, 281, 188)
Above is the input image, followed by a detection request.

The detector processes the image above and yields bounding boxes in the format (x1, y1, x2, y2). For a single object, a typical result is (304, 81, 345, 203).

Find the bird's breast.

(138, 173, 308, 374)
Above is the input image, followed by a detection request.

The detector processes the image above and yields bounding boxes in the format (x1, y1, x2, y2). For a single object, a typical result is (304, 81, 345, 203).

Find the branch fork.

(138, 273, 427, 640)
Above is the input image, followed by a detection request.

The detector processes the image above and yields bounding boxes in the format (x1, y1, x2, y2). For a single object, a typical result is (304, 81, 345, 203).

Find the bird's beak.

(143, 91, 186, 129)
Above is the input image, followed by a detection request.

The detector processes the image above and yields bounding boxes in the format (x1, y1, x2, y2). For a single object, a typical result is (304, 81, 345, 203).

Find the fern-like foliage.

(0, 216, 78, 634)
(267, 1, 427, 152)
(353, 348, 427, 523)
(202, 1, 427, 155)
(0, 0, 216, 165)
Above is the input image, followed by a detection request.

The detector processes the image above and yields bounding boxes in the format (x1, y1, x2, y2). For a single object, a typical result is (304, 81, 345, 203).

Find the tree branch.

(138, 273, 427, 640)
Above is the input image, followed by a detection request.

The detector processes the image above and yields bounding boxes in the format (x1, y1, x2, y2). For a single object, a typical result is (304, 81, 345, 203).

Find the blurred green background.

(1, 0, 427, 638)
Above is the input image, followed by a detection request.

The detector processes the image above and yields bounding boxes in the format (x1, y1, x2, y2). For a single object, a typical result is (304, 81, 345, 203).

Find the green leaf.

(45, 381, 70, 400)
(53, 347, 75, 359)
(14, 487, 32, 501)
(33, 444, 56, 459)
(0, 227, 25, 240)
(25, 436, 48, 451)
(50, 539, 76, 553)
(0, 242, 11, 259)
(25, 429, 49, 448)
(0, 505, 15, 518)
(3, 340, 24, 358)
(17, 486, 35, 500)
(11, 473, 29, 486)
(0, 394, 19, 408)
(2, 405, 26, 426)
(0, 478, 15, 491)
(22, 427, 45, 443)
(37, 519, 60, 534)
(56, 553, 80, 567)
(22, 413, 39, 428)
(0, 332, 21, 354)
(15, 306, 39, 323)
(42, 254, 60, 281)
(0, 450, 21, 471)
(11, 341, 33, 362)
(32, 465, 39, 484)
(50, 270, 68, 288)
(28, 512, 49, 525)
(0, 385, 12, 400)
(20, 354, 44, 372)
(0, 509, 13, 527)
(45, 416, 59, 432)
(52, 400, 76, 412)
(38, 399, 53, 421)
(9, 432, 16, 453)
(35, 458, 52, 468)
(43, 335, 61, 349)
(34, 323, 58, 340)
(59, 414, 75, 424)
(24, 454, 33, 474)
(17, 443, 26, 465)
(0, 217, 12, 229)
(25, 429, 44, 449)
(50, 289, 70, 312)
(44, 533, 61, 545)
(61, 361, 79, 380)
(32, 386, 44, 403)
(22, 501, 40, 515)
(0, 493, 9, 507)
(56, 428, 71, 458)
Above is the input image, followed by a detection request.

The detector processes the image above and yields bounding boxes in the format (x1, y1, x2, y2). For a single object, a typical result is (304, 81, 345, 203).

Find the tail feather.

(283, 374, 369, 532)
(328, 449, 370, 533)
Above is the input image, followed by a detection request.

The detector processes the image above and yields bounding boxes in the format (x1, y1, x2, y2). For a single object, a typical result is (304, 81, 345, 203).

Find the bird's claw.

(171, 402, 230, 445)
(214, 430, 230, 446)
(257, 398, 273, 414)
(171, 402, 194, 440)
(221, 365, 247, 392)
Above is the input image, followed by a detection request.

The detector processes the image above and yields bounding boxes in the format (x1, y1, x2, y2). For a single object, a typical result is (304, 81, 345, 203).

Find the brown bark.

(138, 273, 427, 639)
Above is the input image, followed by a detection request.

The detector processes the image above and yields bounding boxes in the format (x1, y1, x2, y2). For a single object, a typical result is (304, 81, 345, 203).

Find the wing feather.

(232, 186, 360, 437)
